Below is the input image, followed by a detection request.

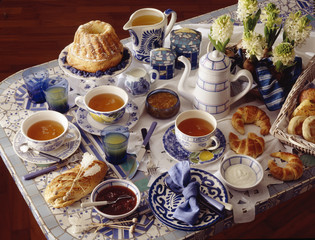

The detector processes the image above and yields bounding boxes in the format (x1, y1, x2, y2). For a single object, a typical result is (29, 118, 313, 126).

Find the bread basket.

(270, 55, 315, 154)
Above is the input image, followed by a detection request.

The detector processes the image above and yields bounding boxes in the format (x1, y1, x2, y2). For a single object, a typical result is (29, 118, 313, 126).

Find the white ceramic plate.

(75, 100, 139, 136)
(13, 122, 81, 165)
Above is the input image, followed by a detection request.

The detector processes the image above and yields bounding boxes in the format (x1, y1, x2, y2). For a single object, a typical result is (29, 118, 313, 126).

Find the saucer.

(13, 122, 81, 165)
(163, 124, 226, 164)
(58, 45, 132, 81)
(75, 100, 139, 136)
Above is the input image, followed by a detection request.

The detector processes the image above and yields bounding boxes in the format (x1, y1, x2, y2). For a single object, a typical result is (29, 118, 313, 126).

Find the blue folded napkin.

(165, 161, 200, 225)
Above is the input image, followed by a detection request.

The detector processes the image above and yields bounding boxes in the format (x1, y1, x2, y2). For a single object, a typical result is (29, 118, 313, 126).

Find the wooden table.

(0, 0, 314, 239)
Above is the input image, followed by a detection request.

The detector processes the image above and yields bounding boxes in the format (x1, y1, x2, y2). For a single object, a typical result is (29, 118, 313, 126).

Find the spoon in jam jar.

(81, 195, 132, 208)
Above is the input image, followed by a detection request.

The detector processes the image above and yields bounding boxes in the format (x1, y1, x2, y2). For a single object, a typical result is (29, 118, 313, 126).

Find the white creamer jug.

(124, 67, 159, 96)
(178, 50, 253, 119)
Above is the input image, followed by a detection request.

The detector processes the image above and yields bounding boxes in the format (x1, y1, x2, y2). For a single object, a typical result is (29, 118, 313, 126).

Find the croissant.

(268, 152, 303, 181)
(229, 132, 265, 159)
(231, 105, 271, 135)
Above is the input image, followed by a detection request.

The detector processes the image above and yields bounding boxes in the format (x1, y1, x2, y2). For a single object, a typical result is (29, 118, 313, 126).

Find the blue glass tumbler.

(22, 66, 49, 103)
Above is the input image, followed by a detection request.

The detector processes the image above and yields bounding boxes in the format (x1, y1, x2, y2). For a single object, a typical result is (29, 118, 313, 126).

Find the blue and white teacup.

(21, 110, 79, 152)
(75, 85, 128, 124)
(175, 110, 220, 152)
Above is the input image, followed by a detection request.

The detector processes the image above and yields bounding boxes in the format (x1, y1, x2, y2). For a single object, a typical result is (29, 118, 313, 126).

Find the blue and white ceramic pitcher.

(124, 67, 159, 96)
(177, 50, 253, 119)
(123, 8, 177, 63)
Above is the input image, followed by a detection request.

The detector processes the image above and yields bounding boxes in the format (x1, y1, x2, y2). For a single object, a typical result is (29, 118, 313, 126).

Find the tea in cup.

(75, 85, 128, 124)
(21, 110, 80, 152)
(124, 67, 159, 96)
(175, 110, 220, 152)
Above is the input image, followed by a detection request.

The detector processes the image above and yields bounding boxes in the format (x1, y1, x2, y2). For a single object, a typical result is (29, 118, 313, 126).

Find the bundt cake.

(66, 20, 124, 73)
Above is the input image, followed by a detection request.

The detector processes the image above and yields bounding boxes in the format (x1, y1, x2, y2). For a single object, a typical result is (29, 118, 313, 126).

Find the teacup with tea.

(175, 110, 220, 152)
(75, 85, 128, 124)
(21, 110, 80, 152)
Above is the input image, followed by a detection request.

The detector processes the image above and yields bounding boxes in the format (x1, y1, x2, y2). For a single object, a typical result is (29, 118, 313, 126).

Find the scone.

(287, 116, 307, 136)
(44, 153, 108, 208)
(302, 116, 315, 143)
(292, 99, 315, 118)
(298, 88, 315, 103)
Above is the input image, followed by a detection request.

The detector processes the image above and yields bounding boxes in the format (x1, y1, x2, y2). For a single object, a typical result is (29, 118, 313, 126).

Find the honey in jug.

(132, 15, 163, 26)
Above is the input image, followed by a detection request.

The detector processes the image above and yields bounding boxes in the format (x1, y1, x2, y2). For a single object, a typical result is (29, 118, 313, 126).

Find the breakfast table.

(0, 0, 314, 239)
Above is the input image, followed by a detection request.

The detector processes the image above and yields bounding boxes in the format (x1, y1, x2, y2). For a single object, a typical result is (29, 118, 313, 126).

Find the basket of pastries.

(270, 55, 315, 154)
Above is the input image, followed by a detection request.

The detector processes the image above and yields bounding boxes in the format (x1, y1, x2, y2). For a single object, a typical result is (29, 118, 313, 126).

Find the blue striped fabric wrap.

(255, 57, 302, 111)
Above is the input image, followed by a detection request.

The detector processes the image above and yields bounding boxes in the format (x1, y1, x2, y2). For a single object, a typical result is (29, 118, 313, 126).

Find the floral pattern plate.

(75, 100, 139, 136)
(148, 168, 228, 231)
(58, 45, 132, 81)
(13, 122, 81, 165)
(163, 125, 226, 164)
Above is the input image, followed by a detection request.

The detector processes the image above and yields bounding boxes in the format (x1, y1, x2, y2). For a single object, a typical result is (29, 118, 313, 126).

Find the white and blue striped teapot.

(178, 50, 253, 119)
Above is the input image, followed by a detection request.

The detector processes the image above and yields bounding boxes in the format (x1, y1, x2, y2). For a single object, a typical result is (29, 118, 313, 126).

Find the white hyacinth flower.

(272, 42, 295, 70)
(242, 31, 266, 60)
(260, 3, 282, 29)
(236, 0, 259, 21)
(210, 15, 234, 44)
(284, 11, 312, 47)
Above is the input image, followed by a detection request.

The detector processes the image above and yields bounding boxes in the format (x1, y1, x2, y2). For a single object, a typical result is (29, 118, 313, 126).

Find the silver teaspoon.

(19, 143, 62, 162)
(81, 195, 132, 208)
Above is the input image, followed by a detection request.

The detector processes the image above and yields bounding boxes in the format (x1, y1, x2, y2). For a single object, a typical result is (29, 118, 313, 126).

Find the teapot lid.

(200, 50, 230, 71)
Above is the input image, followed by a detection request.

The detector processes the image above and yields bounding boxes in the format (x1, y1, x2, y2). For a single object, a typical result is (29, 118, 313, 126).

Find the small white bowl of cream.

(220, 155, 264, 191)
